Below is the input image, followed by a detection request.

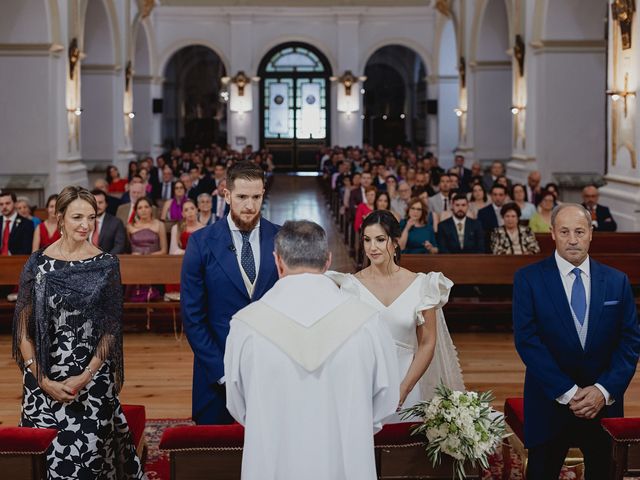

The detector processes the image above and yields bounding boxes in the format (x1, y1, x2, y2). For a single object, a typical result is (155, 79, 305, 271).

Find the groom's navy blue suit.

(181, 217, 280, 424)
(513, 254, 640, 478)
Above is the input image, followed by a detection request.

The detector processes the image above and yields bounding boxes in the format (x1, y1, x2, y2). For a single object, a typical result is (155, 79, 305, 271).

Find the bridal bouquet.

(400, 382, 506, 480)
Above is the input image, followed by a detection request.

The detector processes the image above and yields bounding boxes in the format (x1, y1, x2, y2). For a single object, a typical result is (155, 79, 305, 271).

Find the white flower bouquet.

(400, 382, 506, 479)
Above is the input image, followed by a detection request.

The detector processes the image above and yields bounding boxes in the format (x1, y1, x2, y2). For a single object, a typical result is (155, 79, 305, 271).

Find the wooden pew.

(400, 253, 640, 285)
(400, 254, 640, 320)
(0, 255, 184, 327)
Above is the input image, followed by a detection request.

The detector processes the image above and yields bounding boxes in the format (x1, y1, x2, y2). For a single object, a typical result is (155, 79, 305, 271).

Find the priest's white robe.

(224, 273, 400, 480)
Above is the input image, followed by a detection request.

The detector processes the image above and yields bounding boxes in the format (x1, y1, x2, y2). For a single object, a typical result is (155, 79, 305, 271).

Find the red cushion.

(601, 418, 640, 442)
(0, 427, 58, 454)
(160, 424, 245, 450)
(122, 404, 146, 448)
(504, 397, 525, 442)
(374, 422, 423, 446)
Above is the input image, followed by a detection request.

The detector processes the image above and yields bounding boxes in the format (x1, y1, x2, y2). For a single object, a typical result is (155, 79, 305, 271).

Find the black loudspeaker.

(152, 98, 163, 114)
(426, 100, 438, 115)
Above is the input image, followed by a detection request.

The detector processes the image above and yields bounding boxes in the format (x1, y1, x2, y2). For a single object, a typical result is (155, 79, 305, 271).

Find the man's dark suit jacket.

(181, 217, 280, 424)
(348, 186, 365, 215)
(0, 214, 34, 255)
(98, 213, 126, 254)
(211, 195, 230, 220)
(437, 217, 485, 253)
(582, 203, 617, 232)
(477, 204, 500, 252)
(452, 166, 473, 192)
(190, 176, 216, 201)
(513, 256, 640, 447)
(105, 194, 121, 216)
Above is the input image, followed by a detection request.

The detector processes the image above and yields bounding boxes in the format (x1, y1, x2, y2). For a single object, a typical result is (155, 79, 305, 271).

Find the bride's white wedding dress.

(327, 271, 465, 422)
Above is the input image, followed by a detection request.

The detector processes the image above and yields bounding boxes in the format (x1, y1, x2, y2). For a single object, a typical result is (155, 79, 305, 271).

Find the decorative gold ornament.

(68, 38, 80, 80)
(607, 72, 636, 117)
(435, 0, 451, 17)
(221, 71, 258, 96)
(330, 70, 367, 96)
(458, 56, 466, 89)
(141, 0, 155, 18)
(611, 0, 635, 50)
(513, 35, 525, 77)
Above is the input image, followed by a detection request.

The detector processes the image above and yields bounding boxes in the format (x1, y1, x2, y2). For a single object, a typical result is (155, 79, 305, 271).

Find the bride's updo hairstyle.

(360, 209, 403, 266)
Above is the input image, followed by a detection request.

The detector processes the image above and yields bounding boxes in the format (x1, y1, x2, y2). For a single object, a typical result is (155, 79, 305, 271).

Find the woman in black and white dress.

(13, 186, 144, 479)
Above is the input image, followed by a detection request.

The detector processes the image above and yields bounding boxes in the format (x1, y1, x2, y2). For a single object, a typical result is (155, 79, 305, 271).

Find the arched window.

(259, 42, 331, 169)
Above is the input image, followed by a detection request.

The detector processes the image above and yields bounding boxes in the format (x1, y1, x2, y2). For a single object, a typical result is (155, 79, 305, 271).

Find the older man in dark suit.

(513, 204, 640, 479)
(0, 191, 34, 255)
(581, 185, 617, 232)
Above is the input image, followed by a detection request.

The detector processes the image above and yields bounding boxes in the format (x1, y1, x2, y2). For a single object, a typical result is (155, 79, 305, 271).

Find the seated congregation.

(1, 150, 639, 480)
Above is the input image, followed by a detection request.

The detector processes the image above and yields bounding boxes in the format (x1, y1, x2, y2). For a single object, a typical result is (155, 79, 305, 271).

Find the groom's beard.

(230, 207, 261, 231)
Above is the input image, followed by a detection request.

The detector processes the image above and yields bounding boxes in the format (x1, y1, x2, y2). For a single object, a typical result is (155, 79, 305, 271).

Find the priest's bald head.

(274, 220, 332, 277)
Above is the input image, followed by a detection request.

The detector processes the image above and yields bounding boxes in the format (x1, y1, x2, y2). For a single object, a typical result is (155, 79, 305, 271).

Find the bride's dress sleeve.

(414, 271, 453, 325)
(325, 271, 360, 298)
(416, 272, 466, 398)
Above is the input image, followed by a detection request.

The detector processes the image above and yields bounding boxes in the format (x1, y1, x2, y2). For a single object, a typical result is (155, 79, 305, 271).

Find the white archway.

(158, 39, 230, 80)
(362, 45, 428, 147)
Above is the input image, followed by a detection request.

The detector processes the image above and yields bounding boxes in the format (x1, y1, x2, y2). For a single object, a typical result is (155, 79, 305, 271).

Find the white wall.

(472, 65, 512, 162)
(533, 48, 606, 176)
(0, 56, 55, 175)
(154, 6, 437, 150)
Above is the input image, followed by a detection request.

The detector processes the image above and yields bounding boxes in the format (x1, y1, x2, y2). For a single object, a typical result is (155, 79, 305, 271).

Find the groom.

(513, 203, 640, 479)
(181, 161, 280, 424)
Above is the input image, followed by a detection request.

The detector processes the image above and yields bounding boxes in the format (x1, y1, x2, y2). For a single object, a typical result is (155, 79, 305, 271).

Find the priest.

(224, 220, 399, 480)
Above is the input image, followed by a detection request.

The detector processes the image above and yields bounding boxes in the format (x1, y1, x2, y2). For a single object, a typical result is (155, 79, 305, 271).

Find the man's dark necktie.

(240, 231, 256, 283)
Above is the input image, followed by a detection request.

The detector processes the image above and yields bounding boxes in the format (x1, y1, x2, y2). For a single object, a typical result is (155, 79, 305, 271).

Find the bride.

(328, 210, 464, 421)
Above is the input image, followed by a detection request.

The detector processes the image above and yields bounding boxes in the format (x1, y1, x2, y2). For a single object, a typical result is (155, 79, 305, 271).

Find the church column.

(228, 15, 256, 151)
(132, 75, 163, 158)
(432, 75, 458, 164)
(335, 16, 362, 147)
(600, 4, 640, 231)
(81, 63, 133, 175)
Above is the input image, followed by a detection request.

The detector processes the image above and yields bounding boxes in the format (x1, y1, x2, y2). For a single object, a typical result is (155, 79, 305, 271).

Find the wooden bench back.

(0, 255, 183, 285)
(400, 254, 640, 285)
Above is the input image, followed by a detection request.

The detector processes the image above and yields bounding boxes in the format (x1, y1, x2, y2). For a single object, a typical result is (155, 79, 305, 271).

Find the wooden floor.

(2, 331, 639, 425)
(1, 174, 639, 425)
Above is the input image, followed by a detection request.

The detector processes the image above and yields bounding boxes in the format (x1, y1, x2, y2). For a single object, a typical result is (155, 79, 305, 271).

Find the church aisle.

(262, 173, 354, 273)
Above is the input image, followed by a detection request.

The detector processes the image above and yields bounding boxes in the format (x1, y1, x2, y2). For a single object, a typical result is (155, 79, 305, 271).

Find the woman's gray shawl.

(12, 251, 125, 391)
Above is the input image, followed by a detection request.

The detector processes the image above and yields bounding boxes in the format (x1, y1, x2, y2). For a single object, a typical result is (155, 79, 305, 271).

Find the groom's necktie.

(571, 267, 587, 325)
(240, 231, 256, 284)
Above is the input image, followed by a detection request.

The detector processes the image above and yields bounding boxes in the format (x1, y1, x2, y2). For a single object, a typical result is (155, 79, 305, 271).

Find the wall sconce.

(125, 112, 136, 119)
(222, 71, 259, 113)
(332, 70, 367, 113)
(511, 105, 525, 115)
(67, 107, 83, 116)
(454, 107, 466, 117)
(607, 72, 636, 117)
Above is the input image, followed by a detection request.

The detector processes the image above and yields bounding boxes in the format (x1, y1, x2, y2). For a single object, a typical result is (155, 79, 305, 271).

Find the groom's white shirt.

(224, 273, 399, 480)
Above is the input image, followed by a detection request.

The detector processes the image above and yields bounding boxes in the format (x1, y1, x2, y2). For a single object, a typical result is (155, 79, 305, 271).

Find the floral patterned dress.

(19, 253, 145, 479)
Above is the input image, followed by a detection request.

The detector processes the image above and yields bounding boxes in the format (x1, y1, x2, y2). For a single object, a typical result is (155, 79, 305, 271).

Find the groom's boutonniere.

(15, 218, 21, 226)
